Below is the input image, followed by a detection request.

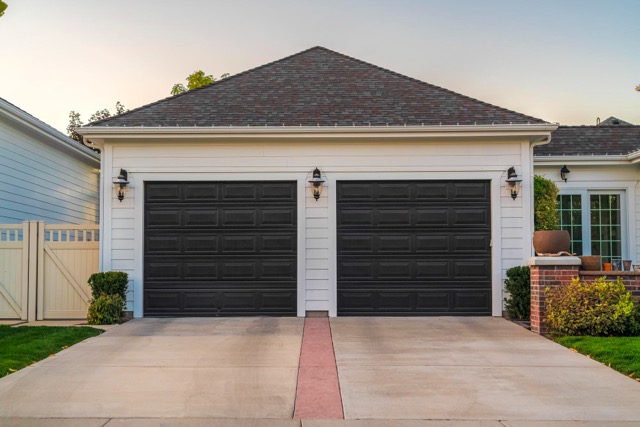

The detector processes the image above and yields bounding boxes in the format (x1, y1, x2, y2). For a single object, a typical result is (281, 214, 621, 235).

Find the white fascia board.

(534, 155, 630, 166)
(77, 124, 558, 143)
(0, 100, 100, 166)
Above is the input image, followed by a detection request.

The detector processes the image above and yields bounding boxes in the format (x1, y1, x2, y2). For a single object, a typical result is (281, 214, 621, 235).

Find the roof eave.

(0, 100, 100, 165)
(78, 124, 557, 143)
(534, 154, 631, 166)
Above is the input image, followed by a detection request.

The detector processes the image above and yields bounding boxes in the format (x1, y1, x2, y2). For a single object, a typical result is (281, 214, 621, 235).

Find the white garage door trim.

(327, 171, 504, 317)
(130, 172, 307, 318)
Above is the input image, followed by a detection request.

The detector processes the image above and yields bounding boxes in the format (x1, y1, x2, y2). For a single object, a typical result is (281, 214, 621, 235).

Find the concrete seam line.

(292, 318, 306, 418)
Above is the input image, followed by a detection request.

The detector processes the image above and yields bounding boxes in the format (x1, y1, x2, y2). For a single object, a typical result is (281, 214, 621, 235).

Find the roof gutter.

(534, 154, 631, 166)
(78, 123, 558, 143)
(0, 99, 99, 165)
(628, 150, 640, 164)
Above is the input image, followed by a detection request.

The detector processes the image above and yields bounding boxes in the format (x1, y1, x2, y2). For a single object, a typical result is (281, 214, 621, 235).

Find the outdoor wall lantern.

(308, 167, 325, 201)
(113, 169, 129, 202)
(505, 166, 522, 200)
(560, 165, 571, 182)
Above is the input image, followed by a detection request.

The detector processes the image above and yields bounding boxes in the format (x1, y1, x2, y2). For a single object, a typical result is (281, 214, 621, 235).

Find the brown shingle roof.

(536, 125, 640, 156)
(88, 46, 546, 128)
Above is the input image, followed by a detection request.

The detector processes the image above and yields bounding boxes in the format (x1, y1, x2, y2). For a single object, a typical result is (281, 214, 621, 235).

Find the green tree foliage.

(67, 102, 127, 144)
(503, 266, 531, 320)
(0, 1, 8, 18)
(533, 175, 560, 231)
(171, 70, 229, 95)
(545, 277, 640, 337)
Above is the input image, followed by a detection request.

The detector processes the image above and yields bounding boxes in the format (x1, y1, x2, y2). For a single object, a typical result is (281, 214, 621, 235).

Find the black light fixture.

(505, 166, 522, 200)
(308, 167, 325, 201)
(560, 165, 570, 182)
(113, 169, 129, 202)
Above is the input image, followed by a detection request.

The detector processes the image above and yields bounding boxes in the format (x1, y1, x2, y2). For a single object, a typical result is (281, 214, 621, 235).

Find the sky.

(1, 0, 639, 134)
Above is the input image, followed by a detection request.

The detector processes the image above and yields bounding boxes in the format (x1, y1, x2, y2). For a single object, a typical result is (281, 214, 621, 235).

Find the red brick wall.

(530, 265, 580, 335)
(530, 267, 640, 335)
(579, 272, 640, 302)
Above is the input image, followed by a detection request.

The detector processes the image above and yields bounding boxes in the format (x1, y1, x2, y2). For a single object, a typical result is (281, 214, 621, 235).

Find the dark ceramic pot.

(532, 230, 571, 255)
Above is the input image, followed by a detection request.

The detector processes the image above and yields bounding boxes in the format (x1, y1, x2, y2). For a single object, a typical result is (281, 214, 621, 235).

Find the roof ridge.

(87, 46, 326, 127)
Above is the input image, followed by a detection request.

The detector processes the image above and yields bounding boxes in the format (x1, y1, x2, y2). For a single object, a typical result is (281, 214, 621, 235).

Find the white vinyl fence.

(0, 222, 99, 321)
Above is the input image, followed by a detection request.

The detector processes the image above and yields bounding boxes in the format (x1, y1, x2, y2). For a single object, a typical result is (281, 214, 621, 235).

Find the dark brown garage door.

(337, 180, 491, 316)
(144, 181, 297, 316)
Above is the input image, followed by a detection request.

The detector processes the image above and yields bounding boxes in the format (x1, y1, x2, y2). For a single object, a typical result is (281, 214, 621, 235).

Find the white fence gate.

(0, 222, 99, 321)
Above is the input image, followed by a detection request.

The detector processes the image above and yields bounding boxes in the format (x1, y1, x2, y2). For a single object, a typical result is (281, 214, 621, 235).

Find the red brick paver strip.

(293, 317, 344, 419)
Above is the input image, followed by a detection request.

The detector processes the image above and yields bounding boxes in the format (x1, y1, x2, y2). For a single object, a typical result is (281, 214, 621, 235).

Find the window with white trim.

(558, 191, 625, 263)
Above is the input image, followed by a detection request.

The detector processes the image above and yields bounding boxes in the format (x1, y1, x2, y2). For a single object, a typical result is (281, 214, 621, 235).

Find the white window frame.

(559, 189, 628, 259)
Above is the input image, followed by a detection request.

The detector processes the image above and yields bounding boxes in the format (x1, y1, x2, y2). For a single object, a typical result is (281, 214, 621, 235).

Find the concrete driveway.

(331, 317, 640, 421)
(0, 317, 304, 419)
(1, 316, 640, 426)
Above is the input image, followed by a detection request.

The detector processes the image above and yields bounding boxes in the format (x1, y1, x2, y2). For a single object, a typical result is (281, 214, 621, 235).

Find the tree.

(171, 70, 229, 95)
(0, 1, 8, 18)
(67, 101, 127, 144)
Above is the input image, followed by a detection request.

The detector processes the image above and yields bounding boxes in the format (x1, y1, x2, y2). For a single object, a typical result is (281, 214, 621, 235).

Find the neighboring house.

(534, 120, 640, 265)
(78, 46, 558, 318)
(0, 98, 100, 224)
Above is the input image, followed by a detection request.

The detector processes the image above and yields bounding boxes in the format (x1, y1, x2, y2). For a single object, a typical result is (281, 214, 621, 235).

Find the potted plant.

(532, 175, 570, 255)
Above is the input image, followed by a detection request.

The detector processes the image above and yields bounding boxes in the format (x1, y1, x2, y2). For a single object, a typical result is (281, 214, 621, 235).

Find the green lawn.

(556, 336, 640, 379)
(0, 325, 103, 377)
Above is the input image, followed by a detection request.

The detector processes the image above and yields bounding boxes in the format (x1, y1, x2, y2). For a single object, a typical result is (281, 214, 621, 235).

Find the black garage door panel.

(337, 180, 491, 316)
(144, 182, 297, 316)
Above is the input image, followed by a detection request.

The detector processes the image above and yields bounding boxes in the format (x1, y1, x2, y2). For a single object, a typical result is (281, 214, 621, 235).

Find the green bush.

(87, 272, 128, 300)
(545, 277, 640, 336)
(87, 294, 125, 325)
(534, 175, 560, 231)
(504, 266, 530, 320)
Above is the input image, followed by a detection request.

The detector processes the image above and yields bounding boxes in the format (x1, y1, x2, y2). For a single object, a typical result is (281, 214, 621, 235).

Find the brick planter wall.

(579, 271, 640, 302)
(528, 257, 581, 335)
(528, 258, 640, 335)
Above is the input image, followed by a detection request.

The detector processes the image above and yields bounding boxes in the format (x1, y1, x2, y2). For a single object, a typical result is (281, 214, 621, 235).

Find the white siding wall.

(0, 121, 99, 224)
(534, 164, 639, 262)
(106, 138, 532, 316)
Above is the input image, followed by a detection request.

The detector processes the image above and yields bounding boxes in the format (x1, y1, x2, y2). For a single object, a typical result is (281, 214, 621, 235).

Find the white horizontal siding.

(108, 138, 532, 316)
(0, 121, 99, 224)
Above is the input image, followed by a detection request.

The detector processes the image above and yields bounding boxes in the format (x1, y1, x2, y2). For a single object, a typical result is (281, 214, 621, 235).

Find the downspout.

(529, 136, 553, 257)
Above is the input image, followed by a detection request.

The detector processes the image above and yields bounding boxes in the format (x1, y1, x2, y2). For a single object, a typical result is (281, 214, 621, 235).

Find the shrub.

(87, 272, 128, 300)
(545, 277, 640, 336)
(534, 175, 560, 231)
(504, 266, 530, 320)
(87, 294, 125, 325)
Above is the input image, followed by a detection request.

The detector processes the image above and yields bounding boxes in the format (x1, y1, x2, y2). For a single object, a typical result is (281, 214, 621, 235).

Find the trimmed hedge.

(504, 266, 530, 320)
(86, 272, 128, 325)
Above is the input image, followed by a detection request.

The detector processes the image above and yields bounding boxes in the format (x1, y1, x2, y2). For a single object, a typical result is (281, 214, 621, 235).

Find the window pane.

(559, 194, 583, 255)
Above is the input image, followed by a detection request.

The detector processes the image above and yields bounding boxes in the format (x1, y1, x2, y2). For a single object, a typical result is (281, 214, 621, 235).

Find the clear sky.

(1, 0, 639, 133)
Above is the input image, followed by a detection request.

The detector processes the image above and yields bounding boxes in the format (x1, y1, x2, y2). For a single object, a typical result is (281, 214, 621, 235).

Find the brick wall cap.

(528, 256, 582, 266)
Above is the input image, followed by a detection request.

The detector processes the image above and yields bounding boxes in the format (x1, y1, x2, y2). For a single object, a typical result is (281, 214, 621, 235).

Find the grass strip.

(0, 325, 102, 377)
(556, 336, 640, 380)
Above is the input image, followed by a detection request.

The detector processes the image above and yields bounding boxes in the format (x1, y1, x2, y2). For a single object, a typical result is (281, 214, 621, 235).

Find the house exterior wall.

(533, 164, 639, 262)
(0, 119, 99, 224)
(102, 137, 535, 317)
